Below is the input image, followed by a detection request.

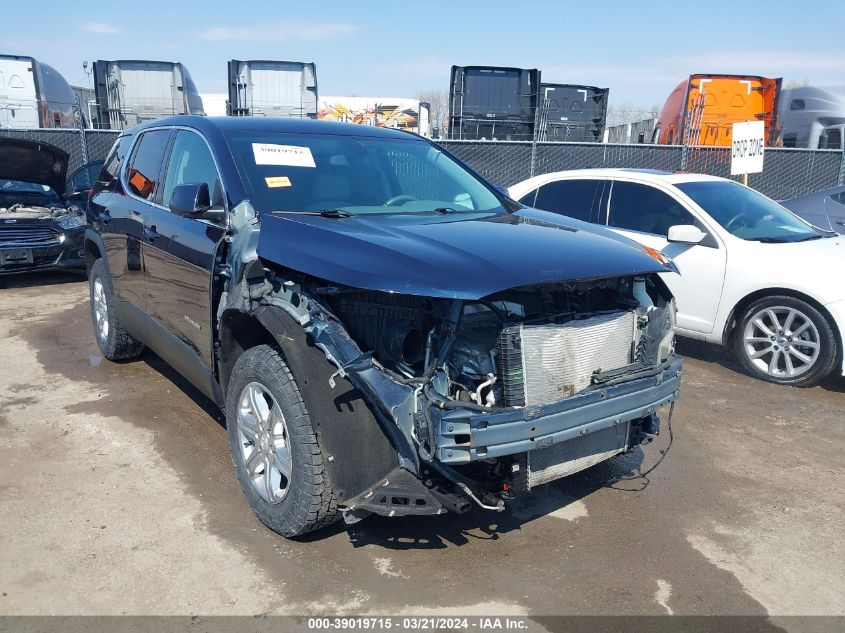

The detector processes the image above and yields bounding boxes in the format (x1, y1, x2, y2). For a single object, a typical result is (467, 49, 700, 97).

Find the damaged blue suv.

(86, 117, 681, 537)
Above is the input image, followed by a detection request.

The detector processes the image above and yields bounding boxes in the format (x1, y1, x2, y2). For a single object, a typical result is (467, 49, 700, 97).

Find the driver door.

(604, 180, 727, 336)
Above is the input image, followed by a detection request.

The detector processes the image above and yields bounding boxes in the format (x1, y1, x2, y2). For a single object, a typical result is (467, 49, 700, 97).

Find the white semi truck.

(0, 55, 76, 128)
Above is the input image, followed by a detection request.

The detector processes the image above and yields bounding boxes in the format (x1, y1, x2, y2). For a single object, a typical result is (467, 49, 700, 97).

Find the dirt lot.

(0, 272, 843, 622)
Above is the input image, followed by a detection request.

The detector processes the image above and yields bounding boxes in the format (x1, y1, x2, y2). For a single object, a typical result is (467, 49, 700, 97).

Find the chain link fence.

(1, 128, 843, 201)
(439, 140, 845, 200)
(0, 128, 120, 173)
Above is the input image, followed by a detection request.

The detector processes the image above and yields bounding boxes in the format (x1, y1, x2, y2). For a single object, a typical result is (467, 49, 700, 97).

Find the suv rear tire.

(225, 345, 340, 538)
(89, 258, 145, 361)
(733, 295, 837, 387)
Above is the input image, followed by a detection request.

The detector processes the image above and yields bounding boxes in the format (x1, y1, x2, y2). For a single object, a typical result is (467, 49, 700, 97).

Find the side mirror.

(169, 182, 210, 217)
(667, 224, 706, 245)
(493, 185, 509, 197)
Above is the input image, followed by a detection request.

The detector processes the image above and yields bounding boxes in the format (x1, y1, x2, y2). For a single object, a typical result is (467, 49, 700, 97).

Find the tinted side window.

(125, 130, 171, 200)
(533, 179, 602, 222)
(161, 130, 222, 208)
(790, 99, 806, 111)
(99, 136, 132, 183)
(608, 181, 695, 235)
(830, 191, 845, 205)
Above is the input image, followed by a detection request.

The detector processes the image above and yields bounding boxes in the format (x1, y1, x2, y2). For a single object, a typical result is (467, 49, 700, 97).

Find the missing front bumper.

(434, 356, 682, 465)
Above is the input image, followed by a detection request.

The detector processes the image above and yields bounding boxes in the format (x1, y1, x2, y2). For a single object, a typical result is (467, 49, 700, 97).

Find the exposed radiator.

(497, 311, 636, 406)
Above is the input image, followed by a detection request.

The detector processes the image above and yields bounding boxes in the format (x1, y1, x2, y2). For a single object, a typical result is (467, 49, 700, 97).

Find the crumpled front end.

(246, 263, 681, 520)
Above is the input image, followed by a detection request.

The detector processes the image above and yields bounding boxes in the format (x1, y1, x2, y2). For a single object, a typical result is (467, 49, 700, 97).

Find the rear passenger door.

(605, 180, 727, 335)
(94, 130, 171, 312)
(142, 128, 226, 375)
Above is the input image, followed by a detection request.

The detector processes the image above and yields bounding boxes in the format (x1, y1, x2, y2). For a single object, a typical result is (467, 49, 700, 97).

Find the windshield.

(676, 180, 821, 242)
(0, 179, 59, 199)
(226, 132, 506, 216)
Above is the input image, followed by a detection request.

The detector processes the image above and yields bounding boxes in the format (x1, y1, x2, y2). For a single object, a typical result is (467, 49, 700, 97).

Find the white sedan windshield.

(677, 180, 822, 243)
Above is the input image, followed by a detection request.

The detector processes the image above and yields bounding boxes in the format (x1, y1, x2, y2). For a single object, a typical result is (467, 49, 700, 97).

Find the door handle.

(144, 225, 160, 242)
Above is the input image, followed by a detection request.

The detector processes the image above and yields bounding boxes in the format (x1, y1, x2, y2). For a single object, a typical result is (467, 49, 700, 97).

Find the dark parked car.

(781, 186, 845, 234)
(85, 116, 682, 537)
(0, 138, 87, 274)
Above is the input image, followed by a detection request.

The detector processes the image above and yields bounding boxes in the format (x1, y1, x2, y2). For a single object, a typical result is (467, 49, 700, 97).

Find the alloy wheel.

(92, 278, 109, 342)
(742, 306, 820, 379)
(237, 382, 293, 504)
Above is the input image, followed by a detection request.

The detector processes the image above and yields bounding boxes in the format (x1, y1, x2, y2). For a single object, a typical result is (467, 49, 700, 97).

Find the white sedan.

(509, 169, 845, 386)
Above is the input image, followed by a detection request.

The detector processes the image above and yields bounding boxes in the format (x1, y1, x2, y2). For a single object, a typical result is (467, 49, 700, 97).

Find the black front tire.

(733, 295, 837, 387)
(89, 258, 145, 361)
(226, 345, 340, 538)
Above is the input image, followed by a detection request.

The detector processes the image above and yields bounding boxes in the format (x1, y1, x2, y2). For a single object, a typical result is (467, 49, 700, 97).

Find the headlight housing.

(57, 214, 86, 230)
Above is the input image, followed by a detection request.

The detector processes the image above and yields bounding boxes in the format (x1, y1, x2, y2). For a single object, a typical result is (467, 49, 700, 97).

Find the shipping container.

(92, 60, 205, 130)
(448, 65, 540, 140)
(227, 60, 317, 118)
(653, 74, 782, 146)
(536, 84, 609, 142)
(0, 54, 76, 128)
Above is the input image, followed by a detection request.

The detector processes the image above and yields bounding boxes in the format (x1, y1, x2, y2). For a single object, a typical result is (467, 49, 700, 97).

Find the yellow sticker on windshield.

(265, 176, 292, 188)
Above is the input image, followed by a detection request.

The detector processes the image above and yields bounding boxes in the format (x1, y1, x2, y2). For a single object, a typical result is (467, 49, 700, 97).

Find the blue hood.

(256, 209, 668, 299)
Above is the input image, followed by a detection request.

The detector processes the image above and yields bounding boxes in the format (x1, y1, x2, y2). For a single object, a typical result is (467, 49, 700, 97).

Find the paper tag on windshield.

(252, 143, 316, 168)
(265, 176, 292, 188)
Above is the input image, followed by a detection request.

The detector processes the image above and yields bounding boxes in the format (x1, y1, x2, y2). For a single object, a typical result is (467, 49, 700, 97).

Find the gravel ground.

(0, 272, 842, 625)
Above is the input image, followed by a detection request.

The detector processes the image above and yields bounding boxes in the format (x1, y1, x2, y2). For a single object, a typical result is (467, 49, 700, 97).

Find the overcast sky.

(5, 0, 844, 109)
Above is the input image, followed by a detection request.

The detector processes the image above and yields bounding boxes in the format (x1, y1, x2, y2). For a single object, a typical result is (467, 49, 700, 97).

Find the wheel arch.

(723, 287, 843, 362)
(218, 303, 403, 505)
(83, 229, 107, 275)
(217, 309, 278, 396)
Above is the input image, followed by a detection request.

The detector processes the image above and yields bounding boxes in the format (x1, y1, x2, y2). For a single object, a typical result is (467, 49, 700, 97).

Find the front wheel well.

(84, 239, 102, 273)
(724, 288, 842, 357)
(217, 310, 278, 396)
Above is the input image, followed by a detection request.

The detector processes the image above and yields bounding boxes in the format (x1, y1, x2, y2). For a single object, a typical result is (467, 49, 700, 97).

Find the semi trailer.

(0, 55, 76, 129)
(92, 60, 205, 130)
(227, 60, 317, 118)
(448, 65, 540, 141)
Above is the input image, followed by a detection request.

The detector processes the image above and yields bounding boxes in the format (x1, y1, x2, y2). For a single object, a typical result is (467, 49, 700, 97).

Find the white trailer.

(92, 60, 205, 130)
(227, 60, 317, 118)
(0, 55, 76, 128)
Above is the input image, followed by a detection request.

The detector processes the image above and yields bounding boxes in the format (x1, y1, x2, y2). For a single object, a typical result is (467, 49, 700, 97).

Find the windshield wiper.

(272, 208, 352, 218)
(752, 234, 821, 243)
(432, 207, 460, 214)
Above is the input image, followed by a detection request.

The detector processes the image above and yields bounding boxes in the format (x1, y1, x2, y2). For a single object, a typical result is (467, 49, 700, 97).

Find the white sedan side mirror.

(667, 224, 706, 244)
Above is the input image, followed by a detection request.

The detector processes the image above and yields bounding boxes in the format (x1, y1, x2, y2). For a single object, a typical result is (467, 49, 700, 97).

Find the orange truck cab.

(653, 74, 782, 146)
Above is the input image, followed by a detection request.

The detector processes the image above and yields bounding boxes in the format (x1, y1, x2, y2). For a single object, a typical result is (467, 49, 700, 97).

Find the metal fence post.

(529, 139, 537, 178)
(79, 128, 89, 165)
(839, 148, 845, 186)
(679, 143, 688, 172)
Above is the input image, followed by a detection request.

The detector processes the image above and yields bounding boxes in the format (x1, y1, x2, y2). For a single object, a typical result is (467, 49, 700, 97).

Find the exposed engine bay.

(248, 261, 680, 521)
(326, 276, 674, 409)
(0, 202, 83, 221)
